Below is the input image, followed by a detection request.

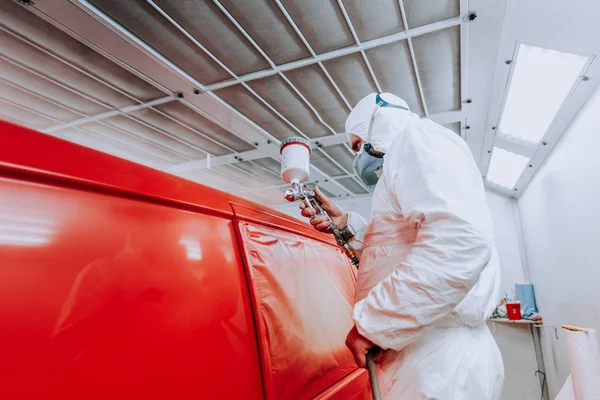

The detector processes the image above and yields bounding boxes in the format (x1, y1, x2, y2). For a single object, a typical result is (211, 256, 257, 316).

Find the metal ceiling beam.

(168, 109, 465, 173)
(494, 135, 537, 158)
(203, 15, 462, 92)
(459, 0, 469, 140)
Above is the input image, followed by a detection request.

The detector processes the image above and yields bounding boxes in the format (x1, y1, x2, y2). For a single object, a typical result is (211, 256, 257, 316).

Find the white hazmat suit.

(345, 93, 504, 399)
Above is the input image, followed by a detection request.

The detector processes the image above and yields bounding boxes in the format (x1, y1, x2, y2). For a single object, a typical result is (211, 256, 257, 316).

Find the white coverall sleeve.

(353, 126, 494, 351)
(346, 211, 367, 259)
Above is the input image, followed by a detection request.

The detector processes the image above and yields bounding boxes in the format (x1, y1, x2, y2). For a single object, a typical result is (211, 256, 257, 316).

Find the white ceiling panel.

(323, 53, 379, 107)
(180, 170, 239, 193)
(323, 145, 355, 173)
(311, 151, 346, 177)
(0, 81, 82, 123)
(252, 158, 282, 176)
(76, 121, 193, 164)
(152, 101, 254, 153)
(246, 74, 331, 138)
(0, 1, 163, 103)
(412, 26, 461, 114)
(214, 85, 299, 141)
(214, 164, 273, 188)
(58, 128, 170, 168)
(0, 58, 107, 115)
(337, 177, 369, 195)
(99, 116, 205, 160)
(366, 40, 424, 115)
(234, 161, 284, 186)
(285, 64, 350, 133)
(279, 0, 354, 54)
(0, 29, 133, 109)
(403, 0, 460, 29)
(218, 0, 311, 65)
(149, 0, 271, 75)
(88, 0, 230, 84)
(129, 108, 235, 157)
(0, 99, 56, 129)
(341, 0, 404, 41)
(444, 122, 462, 136)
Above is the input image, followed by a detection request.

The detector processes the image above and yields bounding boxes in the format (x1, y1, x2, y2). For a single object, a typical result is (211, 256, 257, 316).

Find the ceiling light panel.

(340, 0, 405, 41)
(411, 27, 461, 114)
(366, 40, 424, 115)
(486, 147, 530, 189)
(403, 0, 459, 29)
(499, 44, 588, 145)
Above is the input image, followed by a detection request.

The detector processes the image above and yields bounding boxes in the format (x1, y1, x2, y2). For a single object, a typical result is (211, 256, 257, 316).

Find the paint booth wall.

(486, 190, 542, 400)
(518, 87, 600, 398)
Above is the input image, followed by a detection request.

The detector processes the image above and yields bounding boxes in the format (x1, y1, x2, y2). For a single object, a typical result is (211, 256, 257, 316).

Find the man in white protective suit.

(300, 92, 504, 399)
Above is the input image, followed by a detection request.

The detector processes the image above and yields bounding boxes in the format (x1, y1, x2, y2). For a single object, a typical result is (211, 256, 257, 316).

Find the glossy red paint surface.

(0, 177, 263, 399)
(237, 221, 360, 400)
(0, 120, 368, 399)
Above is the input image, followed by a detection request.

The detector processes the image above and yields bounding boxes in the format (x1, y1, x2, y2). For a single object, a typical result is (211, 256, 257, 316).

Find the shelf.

(488, 318, 543, 325)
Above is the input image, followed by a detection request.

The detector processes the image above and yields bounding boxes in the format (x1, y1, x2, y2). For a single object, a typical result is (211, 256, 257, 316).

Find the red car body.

(0, 120, 371, 400)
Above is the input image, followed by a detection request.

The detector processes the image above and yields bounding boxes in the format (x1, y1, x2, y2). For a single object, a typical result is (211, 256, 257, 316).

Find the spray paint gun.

(280, 138, 360, 267)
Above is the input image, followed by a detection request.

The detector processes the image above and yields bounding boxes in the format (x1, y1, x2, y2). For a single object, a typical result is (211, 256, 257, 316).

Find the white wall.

(486, 189, 543, 400)
(518, 87, 600, 398)
(486, 190, 525, 297)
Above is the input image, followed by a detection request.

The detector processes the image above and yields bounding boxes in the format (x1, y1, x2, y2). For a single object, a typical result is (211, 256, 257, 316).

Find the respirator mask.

(353, 93, 408, 188)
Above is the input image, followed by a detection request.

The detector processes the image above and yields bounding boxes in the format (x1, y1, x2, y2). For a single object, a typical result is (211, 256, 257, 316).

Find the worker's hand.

(299, 186, 347, 231)
(345, 325, 375, 368)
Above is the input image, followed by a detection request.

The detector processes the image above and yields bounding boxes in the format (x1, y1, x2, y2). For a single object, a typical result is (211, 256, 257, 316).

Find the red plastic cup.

(506, 302, 521, 321)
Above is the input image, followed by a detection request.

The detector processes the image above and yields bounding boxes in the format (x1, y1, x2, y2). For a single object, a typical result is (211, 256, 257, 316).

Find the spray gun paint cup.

(506, 301, 521, 321)
(280, 137, 311, 185)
